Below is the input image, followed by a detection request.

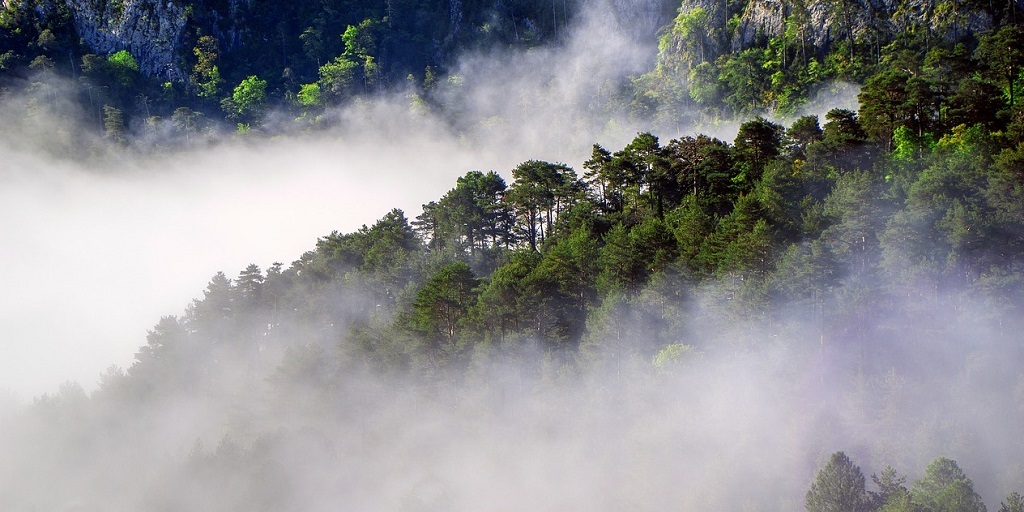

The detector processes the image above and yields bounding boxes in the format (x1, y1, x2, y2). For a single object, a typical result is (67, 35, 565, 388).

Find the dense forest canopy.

(3, 0, 1024, 510)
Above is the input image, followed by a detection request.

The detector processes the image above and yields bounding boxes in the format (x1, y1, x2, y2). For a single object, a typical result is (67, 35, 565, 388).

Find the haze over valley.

(2, 0, 1024, 510)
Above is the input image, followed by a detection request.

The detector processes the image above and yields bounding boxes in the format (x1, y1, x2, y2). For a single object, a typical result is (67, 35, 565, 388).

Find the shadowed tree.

(582, 143, 616, 212)
(434, 171, 511, 255)
(130, 315, 206, 394)
(597, 218, 678, 294)
(718, 48, 770, 115)
(187, 271, 236, 344)
(667, 134, 736, 216)
(359, 208, 421, 292)
(976, 24, 1024, 109)
(858, 70, 910, 148)
(948, 76, 1003, 130)
(522, 225, 599, 345)
(806, 109, 873, 174)
(469, 249, 542, 342)
(786, 115, 823, 160)
(507, 160, 582, 251)
(413, 200, 442, 251)
(411, 261, 479, 360)
(619, 132, 674, 218)
(733, 117, 783, 190)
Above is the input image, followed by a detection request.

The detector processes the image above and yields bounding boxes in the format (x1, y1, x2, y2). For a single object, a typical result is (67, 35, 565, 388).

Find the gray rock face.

(665, 0, 997, 65)
(64, 0, 188, 81)
(732, 0, 995, 53)
(610, 0, 675, 36)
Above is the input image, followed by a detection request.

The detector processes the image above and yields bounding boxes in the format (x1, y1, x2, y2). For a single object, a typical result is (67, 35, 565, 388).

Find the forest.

(3, 0, 1024, 510)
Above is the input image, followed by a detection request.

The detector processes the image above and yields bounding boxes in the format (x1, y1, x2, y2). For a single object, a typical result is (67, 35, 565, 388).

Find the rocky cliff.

(609, 0, 678, 37)
(732, 0, 998, 52)
(62, 0, 187, 81)
(663, 0, 1012, 67)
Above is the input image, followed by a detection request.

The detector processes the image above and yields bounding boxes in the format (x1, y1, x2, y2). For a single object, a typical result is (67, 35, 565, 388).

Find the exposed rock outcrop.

(609, 0, 677, 36)
(732, 0, 996, 53)
(64, 0, 187, 81)
(664, 0, 1003, 67)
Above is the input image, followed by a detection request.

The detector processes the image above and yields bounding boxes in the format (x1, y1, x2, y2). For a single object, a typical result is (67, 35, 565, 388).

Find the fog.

(0, 0, 670, 400)
(2, 0, 1023, 510)
(0, 129, 486, 398)
(3, 301, 1022, 510)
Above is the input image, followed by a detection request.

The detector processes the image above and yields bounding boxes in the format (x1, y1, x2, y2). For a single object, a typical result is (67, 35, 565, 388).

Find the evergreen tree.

(805, 451, 872, 512)
(411, 261, 479, 361)
(1000, 492, 1024, 512)
(911, 457, 986, 512)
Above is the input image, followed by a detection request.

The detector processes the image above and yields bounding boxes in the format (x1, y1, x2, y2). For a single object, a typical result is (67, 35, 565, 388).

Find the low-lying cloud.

(3, 1, 1021, 511)
(0, 0, 670, 400)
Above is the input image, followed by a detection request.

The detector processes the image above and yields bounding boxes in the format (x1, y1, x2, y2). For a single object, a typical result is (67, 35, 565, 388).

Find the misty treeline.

(5, 87, 1024, 509)
(5, 1, 1024, 510)
(111, 99, 1024, 392)
(806, 451, 1024, 511)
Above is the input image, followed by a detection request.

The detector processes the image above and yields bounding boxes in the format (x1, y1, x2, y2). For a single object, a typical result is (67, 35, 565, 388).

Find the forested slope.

(2, 0, 1020, 145)
(3, 0, 1024, 510)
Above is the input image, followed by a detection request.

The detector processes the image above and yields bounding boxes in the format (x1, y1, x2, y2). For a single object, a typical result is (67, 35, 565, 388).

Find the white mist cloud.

(3, 3, 1024, 511)
(793, 80, 863, 120)
(0, 133, 478, 399)
(0, 0, 672, 400)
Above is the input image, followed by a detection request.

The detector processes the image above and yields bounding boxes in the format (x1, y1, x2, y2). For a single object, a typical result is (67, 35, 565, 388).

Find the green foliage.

(102, 104, 125, 144)
(911, 457, 986, 512)
(1000, 492, 1024, 512)
(296, 82, 322, 107)
(688, 61, 722, 106)
(26, 25, 1024, 504)
(805, 451, 873, 512)
(411, 261, 479, 360)
(314, 17, 386, 104)
(858, 71, 907, 142)
(1, 0, 1014, 149)
(717, 48, 770, 115)
(429, 170, 512, 259)
(786, 115, 823, 159)
(470, 250, 543, 341)
(227, 75, 267, 122)
(507, 160, 582, 250)
(667, 134, 736, 215)
(191, 35, 223, 100)
(527, 225, 600, 344)
(107, 49, 138, 86)
(317, 57, 359, 101)
(651, 342, 695, 374)
(872, 466, 913, 509)
(659, 6, 712, 74)
(597, 218, 678, 294)
(733, 116, 784, 187)
(975, 24, 1024, 109)
(666, 195, 715, 267)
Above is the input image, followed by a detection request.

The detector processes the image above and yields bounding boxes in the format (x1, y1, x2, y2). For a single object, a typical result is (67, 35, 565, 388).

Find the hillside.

(2, 0, 1024, 510)
(2, 0, 1019, 144)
